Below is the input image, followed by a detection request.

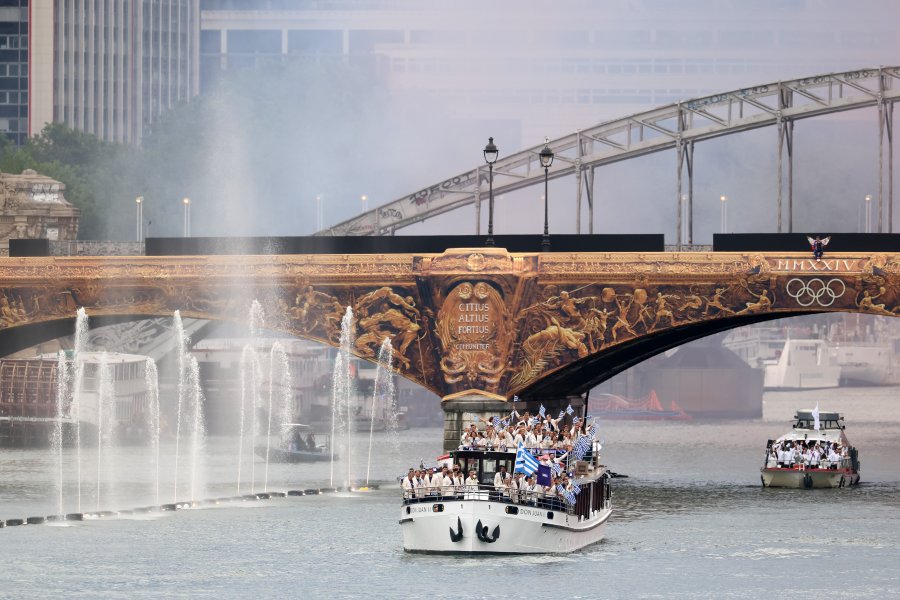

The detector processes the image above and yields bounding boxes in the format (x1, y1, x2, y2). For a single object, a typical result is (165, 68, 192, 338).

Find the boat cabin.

(792, 411, 844, 431)
(281, 423, 329, 452)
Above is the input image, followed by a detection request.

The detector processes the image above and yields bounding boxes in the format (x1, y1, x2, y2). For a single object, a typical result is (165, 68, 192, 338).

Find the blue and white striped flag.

(570, 481, 581, 495)
(558, 410, 565, 419)
(538, 404, 546, 418)
(556, 484, 576, 505)
(572, 415, 580, 426)
(550, 461, 563, 476)
(572, 435, 592, 460)
(500, 418, 509, 428)
(566, 404, 574, 416)
(514, 442, 539, 476)
(492, 416, 500, 428)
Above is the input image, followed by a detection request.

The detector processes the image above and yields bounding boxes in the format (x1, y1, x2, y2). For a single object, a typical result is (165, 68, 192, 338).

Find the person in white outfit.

(402, 469, 418, 501)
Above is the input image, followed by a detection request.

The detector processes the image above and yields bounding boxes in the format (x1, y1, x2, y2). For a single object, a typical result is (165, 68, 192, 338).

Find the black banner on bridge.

(713, 233, 900, 253)
(145, 234, 664, 256)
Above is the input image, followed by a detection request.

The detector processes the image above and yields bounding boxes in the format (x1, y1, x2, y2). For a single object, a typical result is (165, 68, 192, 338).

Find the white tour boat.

(761, 409, 860, 489)
(399, 444, 612, 554)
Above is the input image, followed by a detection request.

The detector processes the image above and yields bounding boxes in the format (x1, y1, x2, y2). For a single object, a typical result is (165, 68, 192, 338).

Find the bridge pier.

(441, 391, 588, 452)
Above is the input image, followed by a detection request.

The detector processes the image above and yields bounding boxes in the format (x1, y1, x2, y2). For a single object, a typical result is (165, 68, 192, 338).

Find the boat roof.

(794, 410, 842, 421)
(775, 429, 845, 443)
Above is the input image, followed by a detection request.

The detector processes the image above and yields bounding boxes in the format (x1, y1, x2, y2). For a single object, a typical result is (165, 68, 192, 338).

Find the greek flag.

(566, 404, 575, 415)
(557, 484, 576, 505)
(558, 410, 565, 419)
(538, 404, 546, 418)
(500, 418, 509, 428)
(550, 461, 563, 476)
(513, 395, 519, 402)
(572, 415, 580, 426)
(492, 416, 500, 428)
(572, 435, 592, 460)
(515, 442, 539, 475)
(570, 481, 581, 495)
(587, 423, 597, 439)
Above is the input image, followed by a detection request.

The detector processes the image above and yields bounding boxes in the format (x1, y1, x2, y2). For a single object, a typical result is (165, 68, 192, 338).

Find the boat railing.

(764, 454, 853, 470)
(401, 483, 580, 515)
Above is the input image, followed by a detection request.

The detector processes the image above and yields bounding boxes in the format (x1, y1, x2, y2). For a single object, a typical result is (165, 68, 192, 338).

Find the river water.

(1, 387, 899, 599)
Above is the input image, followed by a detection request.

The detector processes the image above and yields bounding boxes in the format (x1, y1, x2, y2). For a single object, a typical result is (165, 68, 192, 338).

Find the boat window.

(482, 458, 497, 484)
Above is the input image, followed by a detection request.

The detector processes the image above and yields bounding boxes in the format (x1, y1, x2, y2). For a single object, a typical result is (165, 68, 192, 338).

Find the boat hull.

(400, 499, 610, 554)
(761, 467, 859, 489)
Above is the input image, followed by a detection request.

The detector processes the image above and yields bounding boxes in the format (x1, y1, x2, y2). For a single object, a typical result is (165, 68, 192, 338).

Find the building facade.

(198, 0, 900, 143)
(3, 0, 200, 146)
(0, 169, 79, 256)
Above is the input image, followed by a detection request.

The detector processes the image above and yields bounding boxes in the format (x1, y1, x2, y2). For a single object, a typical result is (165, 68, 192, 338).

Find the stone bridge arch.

(1, 249, 898, 441)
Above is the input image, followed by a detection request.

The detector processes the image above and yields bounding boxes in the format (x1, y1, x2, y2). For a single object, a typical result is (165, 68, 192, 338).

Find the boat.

(399, 443, 612, 554)
(591, 391, 691, 421)
(763, 339, 841, 389)
(254, 424, 333, 463)
(760, 409, 860, 489)
(832, 341, 895, 385)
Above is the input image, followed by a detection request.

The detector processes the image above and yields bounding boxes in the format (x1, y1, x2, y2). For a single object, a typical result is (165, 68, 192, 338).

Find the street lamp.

(182, 197, 191, 237)
(539, 137, 554, 252)
(135, 196, 143, 242)
(719, 195, 728, 233)
(865, 194, 872, 233)
(483, 136, 499, 247)
(361, 194, 368, 213)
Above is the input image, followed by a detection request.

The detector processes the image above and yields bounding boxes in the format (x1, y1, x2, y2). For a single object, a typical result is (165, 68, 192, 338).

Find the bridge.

(316, 66, 898, 239)
(1, 246, 897, 449)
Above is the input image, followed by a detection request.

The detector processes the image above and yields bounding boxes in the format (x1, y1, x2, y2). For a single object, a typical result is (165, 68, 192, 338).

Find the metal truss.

(316, 66, 900, 239)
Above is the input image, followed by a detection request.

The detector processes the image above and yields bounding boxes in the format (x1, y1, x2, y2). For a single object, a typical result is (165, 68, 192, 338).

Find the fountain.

(172, 311, 188, 503)
(53, 350, 70, 516)
(187, 355, 206, 503)
(96, 352, 114, 511)
(71, 307, 89, 513)
(366, 337, 396, 486)
(145, 358, 160, 506)
(330, 307, 354, 489)
(237, 301, 265, 495)
(263, 342, 291, 493)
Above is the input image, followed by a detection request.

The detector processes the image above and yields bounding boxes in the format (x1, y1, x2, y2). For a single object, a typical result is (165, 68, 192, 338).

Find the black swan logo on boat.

(449, 517, 464, 543)
(475, 519, 500, 543)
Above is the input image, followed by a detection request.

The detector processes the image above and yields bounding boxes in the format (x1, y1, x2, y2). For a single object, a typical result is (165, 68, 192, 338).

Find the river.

(1, 387, 898, 599)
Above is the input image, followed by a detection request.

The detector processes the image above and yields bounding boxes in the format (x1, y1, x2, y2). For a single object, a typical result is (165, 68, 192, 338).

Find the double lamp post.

(482, 136, 554, 251)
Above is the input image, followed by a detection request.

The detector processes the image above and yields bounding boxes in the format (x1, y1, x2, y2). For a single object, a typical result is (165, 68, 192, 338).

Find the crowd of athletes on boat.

(401, 463, 581, 510)
(457, 407, 591, 453)
(401, 407, 595, 509)
(767, 439, 849, 470)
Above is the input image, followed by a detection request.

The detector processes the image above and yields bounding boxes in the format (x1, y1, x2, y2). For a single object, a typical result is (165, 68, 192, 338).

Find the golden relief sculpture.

(354, 286, 424, 371)
(0, 251, 898, 399)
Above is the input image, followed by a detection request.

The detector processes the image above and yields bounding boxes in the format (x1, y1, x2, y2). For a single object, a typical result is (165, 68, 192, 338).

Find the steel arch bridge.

(316, 66, 898, 240)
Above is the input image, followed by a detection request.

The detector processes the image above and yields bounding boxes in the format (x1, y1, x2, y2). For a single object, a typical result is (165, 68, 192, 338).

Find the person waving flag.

(514, 442, 539, 475)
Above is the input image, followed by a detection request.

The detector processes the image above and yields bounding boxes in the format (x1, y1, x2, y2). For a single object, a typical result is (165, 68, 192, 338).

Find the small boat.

(760, 409, 860, 489)
(591, 391, 691, 421)
(254, 424, 334, 463)
(399, 443, 612, 554)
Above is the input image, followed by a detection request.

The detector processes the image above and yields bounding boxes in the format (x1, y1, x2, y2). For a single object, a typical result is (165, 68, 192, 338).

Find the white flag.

(812, 403, 820, 431)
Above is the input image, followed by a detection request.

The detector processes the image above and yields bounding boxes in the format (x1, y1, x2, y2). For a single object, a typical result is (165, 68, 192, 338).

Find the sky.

(182, 0, 900, 243)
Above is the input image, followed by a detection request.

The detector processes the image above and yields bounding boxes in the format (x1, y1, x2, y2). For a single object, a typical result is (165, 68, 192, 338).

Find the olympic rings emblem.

(785, 278, 846, 307)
